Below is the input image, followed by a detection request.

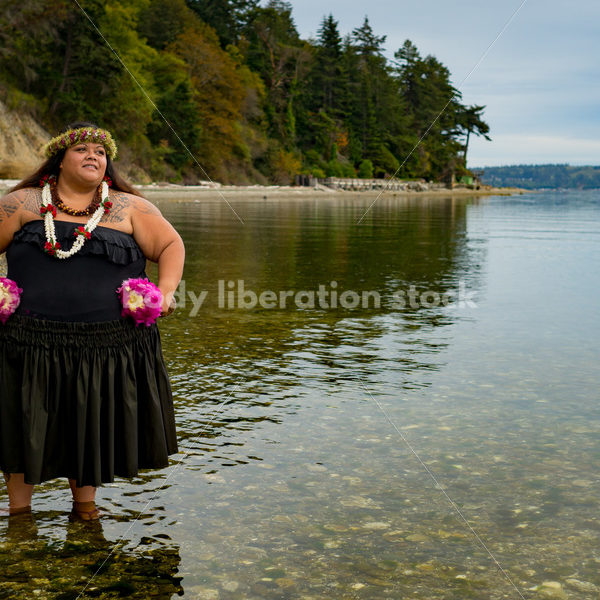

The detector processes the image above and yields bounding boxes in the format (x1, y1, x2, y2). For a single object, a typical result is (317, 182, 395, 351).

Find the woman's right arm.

(0, 188, 39, 253)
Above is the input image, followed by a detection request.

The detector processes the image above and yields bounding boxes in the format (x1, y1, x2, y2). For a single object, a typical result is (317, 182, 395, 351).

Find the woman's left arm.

(130, 196, 185, 316)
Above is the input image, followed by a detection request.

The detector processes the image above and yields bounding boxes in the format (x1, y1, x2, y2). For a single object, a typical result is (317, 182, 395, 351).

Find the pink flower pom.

(0, 277, 22, 324)
(117, 278, 163, 326)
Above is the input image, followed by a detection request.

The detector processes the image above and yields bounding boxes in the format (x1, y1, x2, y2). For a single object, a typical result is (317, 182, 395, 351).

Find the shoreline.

(0, 179, 526, 199)
(139, 183, 526, 199)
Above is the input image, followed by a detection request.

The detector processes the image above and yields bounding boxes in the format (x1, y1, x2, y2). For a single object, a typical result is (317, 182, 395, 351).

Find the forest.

(0, 0, 490, 184)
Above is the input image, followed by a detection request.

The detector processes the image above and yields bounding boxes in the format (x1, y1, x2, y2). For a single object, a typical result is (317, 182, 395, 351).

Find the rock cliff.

(0, 100, 49, 179)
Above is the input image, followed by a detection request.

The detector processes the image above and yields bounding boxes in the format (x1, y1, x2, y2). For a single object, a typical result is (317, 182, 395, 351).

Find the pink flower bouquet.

(117, 278, 163, 326)
(0, 277, 22, 324)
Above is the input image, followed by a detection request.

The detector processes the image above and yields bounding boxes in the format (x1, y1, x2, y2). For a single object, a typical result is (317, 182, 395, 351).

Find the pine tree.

(243, 1, 311, 146)
(457, 104, 491, 167)
(314, 15, 346, 115)
(393, 39, 475, 179)
(345, 17, 398, 175)
(186, 0, 259, 47)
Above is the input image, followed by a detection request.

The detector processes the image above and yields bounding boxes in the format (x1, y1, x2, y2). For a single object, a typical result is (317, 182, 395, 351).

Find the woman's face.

(60, 142, 108, 187)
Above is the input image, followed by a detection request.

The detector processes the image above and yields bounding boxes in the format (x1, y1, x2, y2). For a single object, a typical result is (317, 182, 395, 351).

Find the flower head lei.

(39, 174, 113, 259)
(42, 127, 118, 160)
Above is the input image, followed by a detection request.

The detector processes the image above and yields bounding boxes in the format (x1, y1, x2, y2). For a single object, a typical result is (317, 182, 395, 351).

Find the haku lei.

(40, 175, 113, 259)
(43, 127, 117, 159)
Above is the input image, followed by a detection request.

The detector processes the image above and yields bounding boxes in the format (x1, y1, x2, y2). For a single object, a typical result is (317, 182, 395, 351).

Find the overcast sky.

(281, 0, 600, 167)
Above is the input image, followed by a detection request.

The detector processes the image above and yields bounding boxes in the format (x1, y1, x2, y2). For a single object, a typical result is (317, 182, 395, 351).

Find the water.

(1, 190, 599, 599)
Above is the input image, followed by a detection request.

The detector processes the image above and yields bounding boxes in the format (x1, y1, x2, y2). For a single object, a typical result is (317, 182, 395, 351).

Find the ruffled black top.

(6, 220, 147, 322)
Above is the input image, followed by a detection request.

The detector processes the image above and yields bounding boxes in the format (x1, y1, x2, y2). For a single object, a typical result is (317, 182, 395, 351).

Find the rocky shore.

(137, 182, 525, 199)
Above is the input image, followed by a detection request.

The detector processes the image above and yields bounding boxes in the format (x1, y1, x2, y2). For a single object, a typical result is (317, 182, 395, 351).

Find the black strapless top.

(6, 220, 147, 322)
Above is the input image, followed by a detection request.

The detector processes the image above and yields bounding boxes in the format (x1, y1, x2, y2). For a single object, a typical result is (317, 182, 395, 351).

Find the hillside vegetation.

(479, 164, 600, 189)
(1, 0, 490, 184)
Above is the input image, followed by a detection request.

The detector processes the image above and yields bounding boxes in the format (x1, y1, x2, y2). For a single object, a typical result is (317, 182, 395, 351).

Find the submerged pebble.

(564, 578, 598, 593)
(340, 496, 381, 509)
(220, 580, 239, 592)
(188, 587, 220, 600)
(535, 581, 567, 599)
(362, 521, 390, 530)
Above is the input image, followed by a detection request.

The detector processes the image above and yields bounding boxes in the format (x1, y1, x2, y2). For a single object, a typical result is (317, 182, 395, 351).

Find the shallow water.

(1, 190, 599, 599)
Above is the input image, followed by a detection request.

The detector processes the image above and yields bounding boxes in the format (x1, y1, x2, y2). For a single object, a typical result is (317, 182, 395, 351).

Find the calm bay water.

(1, 190, 599, 599)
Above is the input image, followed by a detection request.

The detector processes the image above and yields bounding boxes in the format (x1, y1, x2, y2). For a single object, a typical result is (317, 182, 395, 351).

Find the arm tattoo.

(134, 197, 161, 216)
(102, 190, 129, 223)
(22, 188, 42, 216)
(0, 193, 21, 221)
(0, 188, 42, 222)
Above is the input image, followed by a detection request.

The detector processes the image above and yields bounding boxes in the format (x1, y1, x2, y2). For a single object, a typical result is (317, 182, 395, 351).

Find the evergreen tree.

(186, 0, 259, 47)
(393, 39, 473, 179)
(294, 14, 351, 171)
(244, 1, 311, 147)
(456, 104, 491, 167)
(314, 15, 346, 115)
(352, 16, 386, 57)
(345, 17, 400, 176)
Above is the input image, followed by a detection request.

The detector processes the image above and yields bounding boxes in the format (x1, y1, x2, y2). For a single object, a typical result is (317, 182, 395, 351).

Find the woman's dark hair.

(11, 121, 142, 196)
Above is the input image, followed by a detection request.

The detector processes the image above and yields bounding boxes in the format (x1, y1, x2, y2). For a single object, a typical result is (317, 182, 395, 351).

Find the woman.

(0, 122, 184, 520)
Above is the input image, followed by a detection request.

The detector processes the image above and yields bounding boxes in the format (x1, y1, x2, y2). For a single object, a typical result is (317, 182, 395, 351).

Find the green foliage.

(186, 0, 259, 47)
(312, 15, 347, 117)
(138, 0, 190, 50)
(325, 159, 344, 177)
(268, 145, 302, 184)
(147, 80, 202, 171)
(372, 145, 400, 177)
(0, 1, 489, 184)
(241, 1, 313, 156)
(167, 18, 259, 181)
(358, 159, 374, 179)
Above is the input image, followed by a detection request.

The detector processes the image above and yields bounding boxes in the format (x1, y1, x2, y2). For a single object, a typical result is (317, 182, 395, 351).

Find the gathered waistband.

(0, 313, 158, 349)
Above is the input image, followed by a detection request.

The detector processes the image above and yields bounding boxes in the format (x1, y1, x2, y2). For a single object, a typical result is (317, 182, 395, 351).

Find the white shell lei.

(42, 181, 109, 259)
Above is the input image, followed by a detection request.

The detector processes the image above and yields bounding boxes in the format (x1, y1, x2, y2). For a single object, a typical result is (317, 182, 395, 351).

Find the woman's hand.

(160, 289, 177, 317)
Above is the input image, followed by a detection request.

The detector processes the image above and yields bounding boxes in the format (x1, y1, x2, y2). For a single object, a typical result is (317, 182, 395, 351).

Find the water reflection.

(0, 509, 183, 598)
(155, 195, 485, 449)
(139, 196, 486, 532)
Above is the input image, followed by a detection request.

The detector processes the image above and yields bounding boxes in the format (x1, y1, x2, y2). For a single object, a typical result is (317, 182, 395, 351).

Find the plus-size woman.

(0, 121, 184, 521)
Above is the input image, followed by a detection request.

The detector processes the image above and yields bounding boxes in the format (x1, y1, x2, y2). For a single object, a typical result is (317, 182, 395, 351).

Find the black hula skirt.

(0, 314, 178, 487)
